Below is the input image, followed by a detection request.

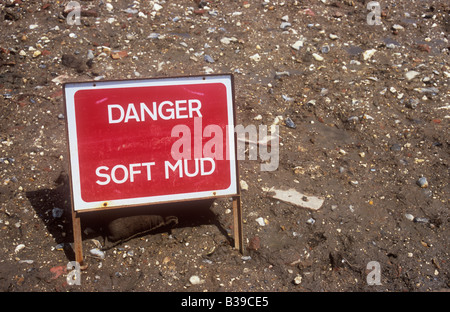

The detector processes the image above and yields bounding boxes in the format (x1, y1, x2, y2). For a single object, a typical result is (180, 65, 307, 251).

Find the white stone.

(240, 180, 249, 191)
(363, 49, 377, 61)
(15, 244, 25, 254)
(405, 71, 420, 81)
(249, 53, 261, 62)
(255, 217, 266, 226)
(312, 53, 324, 61)
(189, 275, 203, 285)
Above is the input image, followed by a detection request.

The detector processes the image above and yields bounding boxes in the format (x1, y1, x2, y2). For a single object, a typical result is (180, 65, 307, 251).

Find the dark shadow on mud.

(26, 172, 233, 262)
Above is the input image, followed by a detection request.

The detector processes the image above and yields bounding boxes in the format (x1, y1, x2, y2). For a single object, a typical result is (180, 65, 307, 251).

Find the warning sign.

(64, 75, 238, 211)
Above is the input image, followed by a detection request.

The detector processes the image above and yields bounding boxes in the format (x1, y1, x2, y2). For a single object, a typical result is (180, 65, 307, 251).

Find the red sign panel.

(64, 75, 237, 211)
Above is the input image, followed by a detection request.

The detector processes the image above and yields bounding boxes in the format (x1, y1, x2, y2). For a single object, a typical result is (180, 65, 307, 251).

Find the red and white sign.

(64, 75, 238, 211)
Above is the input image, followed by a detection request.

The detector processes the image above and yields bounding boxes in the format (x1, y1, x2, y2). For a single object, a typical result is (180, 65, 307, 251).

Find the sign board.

(64, 75, 238, 212)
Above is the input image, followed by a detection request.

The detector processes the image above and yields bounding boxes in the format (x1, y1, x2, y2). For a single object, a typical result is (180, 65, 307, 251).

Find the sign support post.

(232, 195, 244, 254)
(71, 209, 84, 267)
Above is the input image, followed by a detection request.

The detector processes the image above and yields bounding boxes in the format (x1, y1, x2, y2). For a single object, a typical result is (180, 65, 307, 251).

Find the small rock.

(362, 49, 377, 61)
(329, 34, 339, 40)
(406, 98, 419, 109)
(312, 53, 324, 61)
(405, 213, 414, 221)
(249, 53, 261, 62)
(392, 24, 404, 30)
(291, 38, 305, 50)
(153, 3, 163, 11)
(89, 248, 105, 259)
(284, 117, 296, 129)
(240, 180, 249, 191)
(189, 275, 203, 285)
(414, 217, 429, 224)
(280, 22, 292, 30)
(321, 45, 330, 54)
(52, 207, 64, 218)
(248, 236, 260, 251)
(255, 217, 266, 226)
(111, 50, 128, 60)
(405, 71, 420, 81)
(306, 218, 315, 225)
(15, 244, 25, 254)
(204, 55, 214, 63)
(416, 177, 428, 188)
(294, 275, 302, 285)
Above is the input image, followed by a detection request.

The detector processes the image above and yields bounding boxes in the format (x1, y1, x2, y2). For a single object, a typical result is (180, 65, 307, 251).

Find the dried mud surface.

(0, 0, 449, 292)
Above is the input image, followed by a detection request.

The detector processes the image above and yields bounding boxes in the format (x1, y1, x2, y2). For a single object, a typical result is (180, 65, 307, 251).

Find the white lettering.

(107, 99, 202, 124)
(108, 104, 124, 124)
(95, 166, 111, 185)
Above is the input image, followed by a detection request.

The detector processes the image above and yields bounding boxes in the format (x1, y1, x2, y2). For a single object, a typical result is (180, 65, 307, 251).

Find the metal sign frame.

(63, 74, 243, 266)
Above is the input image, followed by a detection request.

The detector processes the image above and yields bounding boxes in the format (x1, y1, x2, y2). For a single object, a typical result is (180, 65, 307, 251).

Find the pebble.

(189, 275, 203, 285)
(240, 180, 249, 191)
(306, 218, 315, 225)
(416, 177, 428, 188)
(406, 98, 419, 109)
(329, 34, 339, 40)
(291, 38, 305, 50)
(249, 53, 261, 62)
(312, 53, 324, 61)
(294, 275, 302, 285)
(90, 248, 105, 259)
(255, 217, 266, 226)
(321, 45, 330, 54)
(392, 24, 404, 30)
(405, 71, 420, 81)
(413, 217, 429, 224)
(280, 22, 291, 30)
(405, 213, 414, 221)
(204, 55, 214, 63)
(52, 207, 64, 218)
(15, 244, 25, 254)
(284, 117, 296, 129)
(362, 49, 377, 61)
(220, 37, 237, 45)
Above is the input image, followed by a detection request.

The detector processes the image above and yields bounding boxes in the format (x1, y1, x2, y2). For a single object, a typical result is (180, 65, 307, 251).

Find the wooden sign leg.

(232, 195, 244, 254)
(71, 209, 84, 267)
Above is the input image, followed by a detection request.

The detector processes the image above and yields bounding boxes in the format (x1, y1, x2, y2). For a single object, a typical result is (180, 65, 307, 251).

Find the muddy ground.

(0, 0, 449, 293)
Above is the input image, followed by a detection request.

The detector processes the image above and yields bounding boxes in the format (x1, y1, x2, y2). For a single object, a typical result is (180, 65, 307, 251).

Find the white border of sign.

(64, 75, 237, 212)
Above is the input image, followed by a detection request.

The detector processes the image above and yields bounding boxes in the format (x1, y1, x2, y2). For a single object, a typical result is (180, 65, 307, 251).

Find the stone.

(111, 50, 128, 60)
(294, 275, 302, 285)
(416, 177, 428, 188)
(204, 55, 214, 63)
(405, 213, 414, 221)
(262, 187, 324, 210)
(248, 236, 260, 250)
(280, 22, 291, 30)
(189, 275, 203, 285)
(240, 180, 249, 191)
(249, 53, 261, 62)
(406, 98, 419, 109)
(90, 248, 105, 259)
(362, 49, 377, 61)
(291, 39, 305, 50)
(255, 217, 266, 226)
(284, 117, 296, 129)
(312, 53, 324, 61)
(405, 71, 420, 81)
(392, 24, 404, 30)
